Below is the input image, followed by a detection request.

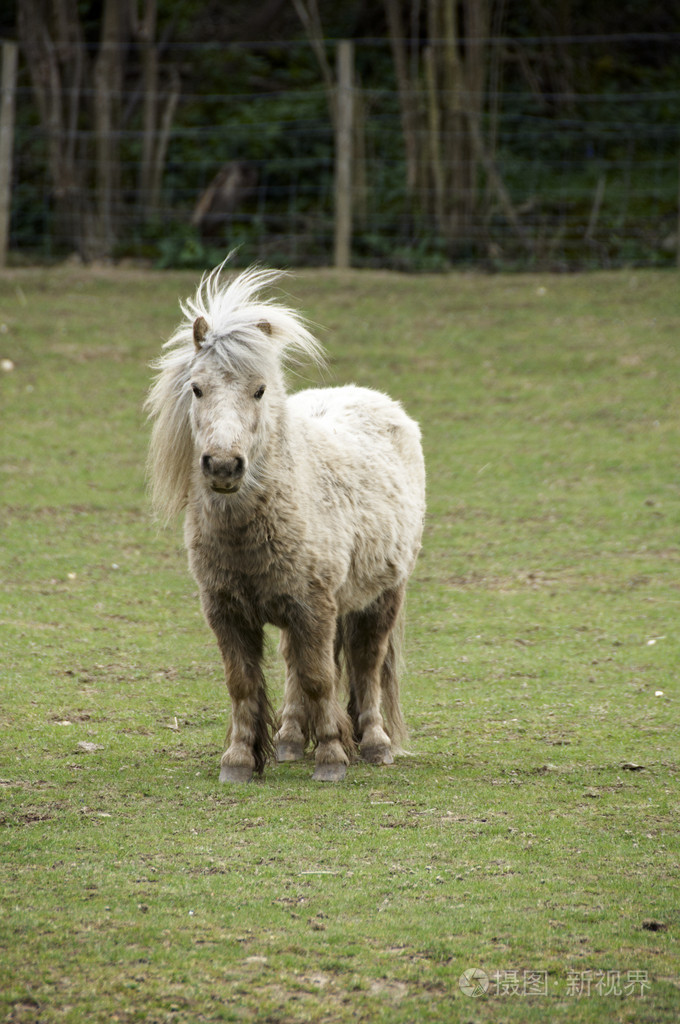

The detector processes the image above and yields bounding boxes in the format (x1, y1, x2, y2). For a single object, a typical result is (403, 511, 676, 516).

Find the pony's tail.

(380, 605, 408, 754)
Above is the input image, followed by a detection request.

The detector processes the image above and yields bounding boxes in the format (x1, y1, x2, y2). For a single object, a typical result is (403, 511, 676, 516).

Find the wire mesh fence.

(8, 34, 680, 270)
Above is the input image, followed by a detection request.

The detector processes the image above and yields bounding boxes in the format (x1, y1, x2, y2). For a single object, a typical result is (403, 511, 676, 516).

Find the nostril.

(201, 454, 213, 475)
(232, 456, 245, 477)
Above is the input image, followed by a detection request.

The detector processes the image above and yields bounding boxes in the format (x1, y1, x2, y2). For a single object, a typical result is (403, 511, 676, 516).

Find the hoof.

(361, 745, 394, 765)
(276, 740, 305, 763)
(312, 762, 347, 782)
(219, 764, 253, 784)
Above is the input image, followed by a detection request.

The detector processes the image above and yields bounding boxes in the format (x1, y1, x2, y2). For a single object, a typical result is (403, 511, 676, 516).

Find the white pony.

(146, 265, 425, 782)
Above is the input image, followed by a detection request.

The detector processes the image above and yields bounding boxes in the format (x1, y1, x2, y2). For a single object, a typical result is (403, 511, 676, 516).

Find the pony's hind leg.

(274, 632, 308, 762)
(281, 602, 354, 781)
(275, 622, 345, 762)
(345, 586, 406, 765)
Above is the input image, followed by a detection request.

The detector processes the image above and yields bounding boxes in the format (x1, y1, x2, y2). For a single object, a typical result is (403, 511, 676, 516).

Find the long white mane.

(145, 263, 324, 523)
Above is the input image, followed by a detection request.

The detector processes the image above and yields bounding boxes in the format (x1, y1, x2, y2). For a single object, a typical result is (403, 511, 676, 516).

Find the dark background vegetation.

(3, 0, 680, 270)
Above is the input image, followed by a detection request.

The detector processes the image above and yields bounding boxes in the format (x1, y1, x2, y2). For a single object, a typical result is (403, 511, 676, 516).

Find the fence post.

(0, 40, 17, 268)
(334, 40, 353, 269)
(677, 148, 680, 269)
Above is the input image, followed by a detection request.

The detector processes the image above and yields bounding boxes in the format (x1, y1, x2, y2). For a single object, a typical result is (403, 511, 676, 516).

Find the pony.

(145, 264, 426, 782)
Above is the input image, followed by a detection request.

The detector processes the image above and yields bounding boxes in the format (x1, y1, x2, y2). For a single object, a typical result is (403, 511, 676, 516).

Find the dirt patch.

(0, 801, 69, 826)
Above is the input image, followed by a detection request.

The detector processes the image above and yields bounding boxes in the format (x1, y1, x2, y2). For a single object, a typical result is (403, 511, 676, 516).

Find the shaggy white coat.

(146, 264, 425, 781)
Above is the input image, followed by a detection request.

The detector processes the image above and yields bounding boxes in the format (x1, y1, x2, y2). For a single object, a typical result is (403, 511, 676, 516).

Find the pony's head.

(146, 263, 324, 521)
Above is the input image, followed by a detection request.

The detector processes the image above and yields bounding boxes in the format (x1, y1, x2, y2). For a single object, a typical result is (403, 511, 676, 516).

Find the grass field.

(1, 265, 678, 1023)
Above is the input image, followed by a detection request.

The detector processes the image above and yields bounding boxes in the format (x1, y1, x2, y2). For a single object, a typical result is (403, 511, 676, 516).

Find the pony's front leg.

(201, 593, 274, 783)
(283, 608, 355, 782)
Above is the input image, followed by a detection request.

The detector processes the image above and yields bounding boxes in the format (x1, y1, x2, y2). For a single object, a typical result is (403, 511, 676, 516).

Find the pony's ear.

(257, 320, 273, 336)
(193, 316, 209, 350)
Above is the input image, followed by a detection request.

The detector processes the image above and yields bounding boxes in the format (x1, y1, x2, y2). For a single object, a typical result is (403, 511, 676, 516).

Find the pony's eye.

(254, 385, 266, 400)
(191, 384, 203, 398)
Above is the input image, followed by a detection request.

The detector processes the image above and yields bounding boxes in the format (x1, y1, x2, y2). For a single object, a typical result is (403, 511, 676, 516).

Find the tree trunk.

(0, 41, 18, 266)
(17, 0, 95, 257)
(149, 68, 180, 216)
(423, 46, 445, 235)
(132, 0, 158, 214)
(130, 0, 180, 222)
(19, 0, 179, 258)
(385, 0, 497, 251)
(429, 0, 491, 246)
(384, 0, 420, 194)
(291, 0, 336, 125)
(93, 0, 126, 258)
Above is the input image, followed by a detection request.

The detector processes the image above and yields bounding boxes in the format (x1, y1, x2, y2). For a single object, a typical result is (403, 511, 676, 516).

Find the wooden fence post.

(334, 40, 353, 269)
(677, 148, 680, 269)
(0, 41, 18, 267)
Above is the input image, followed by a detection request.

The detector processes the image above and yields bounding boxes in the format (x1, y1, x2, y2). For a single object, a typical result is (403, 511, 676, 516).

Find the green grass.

(1, 265, 678, 1023)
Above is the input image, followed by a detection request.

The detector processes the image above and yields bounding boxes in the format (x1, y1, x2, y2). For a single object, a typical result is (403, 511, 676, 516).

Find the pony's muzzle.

(201, 453, 246, 493)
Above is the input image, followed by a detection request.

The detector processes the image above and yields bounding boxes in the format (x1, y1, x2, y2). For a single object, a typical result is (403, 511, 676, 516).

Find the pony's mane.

(145, 262, 325, 523)
(173, 262, 323, 373)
